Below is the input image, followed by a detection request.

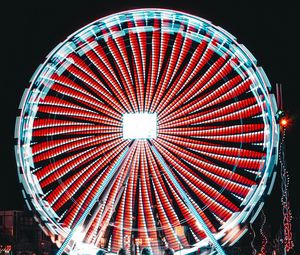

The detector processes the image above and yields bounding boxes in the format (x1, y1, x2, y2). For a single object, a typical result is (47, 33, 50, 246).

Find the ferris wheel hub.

(122, 112, 158, 139)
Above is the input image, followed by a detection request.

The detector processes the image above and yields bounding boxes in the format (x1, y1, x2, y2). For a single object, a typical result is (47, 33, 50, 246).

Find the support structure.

(276, 83, 294, 253)
(56, 145, 132, 255)
(279, 128, 294, 253)
(150, 144, 226, 255)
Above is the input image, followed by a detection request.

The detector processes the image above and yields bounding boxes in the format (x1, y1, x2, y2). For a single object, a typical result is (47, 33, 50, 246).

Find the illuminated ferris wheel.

(15, 9, 279, 255)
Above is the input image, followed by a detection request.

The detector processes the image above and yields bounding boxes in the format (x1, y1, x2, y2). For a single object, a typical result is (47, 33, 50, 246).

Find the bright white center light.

(123, 113, 157, 139)
(73, 225, 85, 243)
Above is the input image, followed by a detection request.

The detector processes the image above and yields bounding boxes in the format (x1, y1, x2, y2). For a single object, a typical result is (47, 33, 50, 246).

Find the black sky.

(1, 0, 299, 249)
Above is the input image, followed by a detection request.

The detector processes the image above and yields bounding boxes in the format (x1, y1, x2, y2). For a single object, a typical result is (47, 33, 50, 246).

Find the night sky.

(1, 0, 299, 251)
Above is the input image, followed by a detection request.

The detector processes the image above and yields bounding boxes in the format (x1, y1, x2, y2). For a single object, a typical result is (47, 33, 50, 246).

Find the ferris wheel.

(15, 9, 279, 255)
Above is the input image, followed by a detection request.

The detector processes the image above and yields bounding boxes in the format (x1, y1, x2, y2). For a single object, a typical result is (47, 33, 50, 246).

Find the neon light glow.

(15, 9, 279, 255)
(123, 113, 157, 139)
(280, 118, 288, 127)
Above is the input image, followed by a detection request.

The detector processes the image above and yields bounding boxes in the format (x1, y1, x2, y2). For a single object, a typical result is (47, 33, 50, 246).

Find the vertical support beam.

(56, 145, 131, 255)
(279, 130, 294, 252)
(150, 145, 226, 255)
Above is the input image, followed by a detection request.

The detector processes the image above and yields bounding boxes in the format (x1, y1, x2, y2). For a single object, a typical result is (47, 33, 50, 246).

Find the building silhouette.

(0, 210, 55, 255)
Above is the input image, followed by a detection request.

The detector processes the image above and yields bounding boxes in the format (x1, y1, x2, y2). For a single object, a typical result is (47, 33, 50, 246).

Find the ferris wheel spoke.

(158, 127, 265, 154)
(159, 74, 248, 124)
(127, 20, 146, 111)
(105, 28, 140, 112)
(158, 38, 217, 118)
(150, 176, 183, 249)
(159, 168, 212, 241)
(177, 75, 251, 120)
(160, 146, 253, 197)
(110, 189, 127, 252)
(180, 34, 219, 86)
(157, 19, 171, 80)
(196, 130, 265, 145)
(51, 160, 109, 212)
(38, 95, 120, 123)
(77, 35, 134, 110)
(42, 75, 121, 118)
(84, 201, 106, 245)
(162, 167, 232, 231)
(159, 53, 234, 119)
(149, 18, 172, 113)
(155, 43, 194, 114)
(166, 184, 210, 242)
(66, 53, 104, 85)
(151, 27, 185, 113)
(158, 134, 265, 174)
(56, 143, 135, 254)
(139, 143, 161, 249)
(62, 174, 103, 227)
(32, 120, 121, 137)
(57, 148, 130, 228)
(107, 150, 142, 250)
(155, 39, 208, 115)
(119, 23, 145, 112)
(145, 143, 209, 247)
(144, 51, 153, 112)
(66, 52, 132, 112)
(77, 51, 134, 113)
(35, 139, 129, 187)
(149, 57, 169, 113)
(151, 140, 242, 210)
(175, 169, 235, 219)
(144, 18, 159, 112)
(32, 133, 120, 163)
(93, 148, 137, 250)
(153, 148, 221, 232)
(144, 143, 183, 249)
(80, 40, 123, 92)
(41, 75, 122, 119)
(150, 142, 227, 255)
(110, 142, 140, 250)
(160, 124, 263, 152)
(167, 24, 195, 83)
(159, 123, 264, 137)
(137, 182, 152, 249)
(160, 103, 262, 130)
(61, 62, 126, 114)
(37, 105, 120, 126)
(158, 131, 265, 157)
(156, 28, 196, 113)
(99, 48, 136, 114)
(152, 138, 251, 198)
(160, 96, 256, 128)
(89, 167, 130, 248)
(120, 148, 139, 250)
(84, 142, 138, 246)
(136, 22, 151, 101)
(108, 142, 144, 252)
(134, 17, 147, 80)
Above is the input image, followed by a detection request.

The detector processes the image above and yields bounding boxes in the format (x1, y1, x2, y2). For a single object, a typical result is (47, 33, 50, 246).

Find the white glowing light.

(70, 243, 102, 255)
(70, 226, 104, 255)
(73, 225, 85, 243)
(123, 113, 157, 139)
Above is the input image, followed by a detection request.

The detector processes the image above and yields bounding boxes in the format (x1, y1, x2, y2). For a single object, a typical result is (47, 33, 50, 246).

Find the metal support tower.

(150, 144, 226, 255)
